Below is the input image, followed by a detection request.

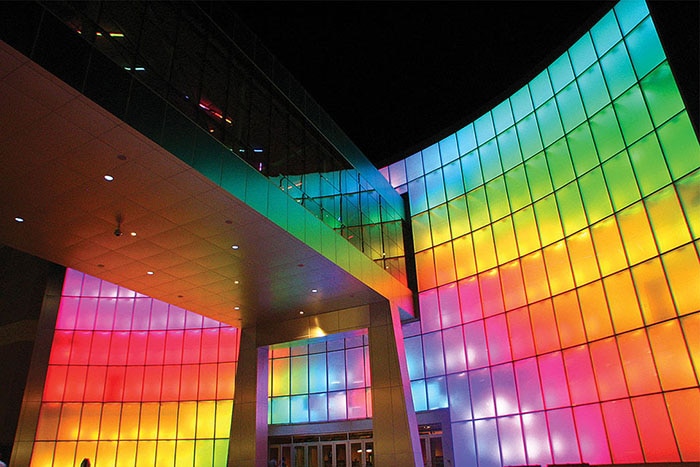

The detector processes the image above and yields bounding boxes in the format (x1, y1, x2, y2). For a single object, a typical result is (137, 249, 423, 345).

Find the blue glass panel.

(479, 139, 502, 182)
(405, 151, 424, 181)
(327, 391, 347, 421)
(469, 368, 495, 419)
(447, 372, 473, 421)
(456, 124, 477, 156)
(425, 169, 446, 208)
(271, 396, 290, 424)
(327, 351, 345, 392)
(536, 98, 565, 147)
(345, 347, 365, 389)
(511, 86, 534, 122)
(591, 10, 623, 56)
(422, 143, 441, 174)
(411, 379, 428, 412)
(492, 99, 515, 134)
(475, 113, 496, 145)
(516, 113, 543, 160)
(404, 336, 425, 380)
(615, 0, 650, 35)
(460, 150, 483, 192)
(556, 81, 587, 133)
(578, 63, 611, 116)
(290, 395, 309, 424)
(439, 134, 459, 163)
(407, 177, 428, 214)
(444, 159, 465, 200)
(549, 53, 575, 93)
(497, 126, 522, 172)
(309, 353, 327, 393)
(452, 421, 477, 466)
(530, 70, 554, 108)
(426, 376, 449, 410)
(309, 393, 327, 422)
(600, 41, 637, 99)
(423, 331, 446, 378)
(569, 33, 597, 76)
(475, 418, 502, 467)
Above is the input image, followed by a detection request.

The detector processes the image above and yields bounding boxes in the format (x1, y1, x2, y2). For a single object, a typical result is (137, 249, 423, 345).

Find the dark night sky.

(202, 1, 699, 167)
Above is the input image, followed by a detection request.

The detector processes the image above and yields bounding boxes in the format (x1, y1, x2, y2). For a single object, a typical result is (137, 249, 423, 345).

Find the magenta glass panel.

(95, 298, 116, 330)
(590, 337, 628, 400)
(464, 321, 489, 369)
(201, 328, 220, 363)
(419, 288, 441, 333)
(447, 372, 472, 421)
(498, 415, 527, 466)
(573, 403, 612, 464)
(131, 299, 152, 330)
(507, 307, 535, 359)
(474, 418, 501, 467)
(491, 363, 519, 416)
(563, 345, 598, 405)
(113, 299, 134, 331)
(81, 274, 101, 296)
(347, 388, 367, 419)
(183, 330, 203, 364)
(632, 394, 681, 461)
(458, 276, 483, 323)
(76, 298, 98, 330)
(61, 268, 84, 296)
(479, 269, 505, 317)
(522, 411, 553, 465)
(514, 358, 544, 412)
(469, 368, 495, 419)
(538, 352, 571, 409)
(485, 314, 512, 365)
(602, 399, 644, 462)
(56, 297, 79, 329)
(547, 408, 581, 463)
(442, 326, 466, 373)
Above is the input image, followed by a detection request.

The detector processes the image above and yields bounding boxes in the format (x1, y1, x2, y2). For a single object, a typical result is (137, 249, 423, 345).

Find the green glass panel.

(461, 150, 483, 192)
(676, 169, 700, 239)
(628, 132, 672, 196)
(486, 176, 510, 221)
(511, 85, 534, 122)
(492, 99, 515, 134)
(556, 182, 588, 236)
(640, 62, 685, 128)
(569, 33, 597, 76)
(444, 158, 465, 200)
(625, 17, 665, 79)
(439, 134, 460, 163)
(479, 138, 502, 182)
(546, 138, 576, 189)
(555, 81, 586, 133)
(567, 122, 599, 176)
(590, 10, 623, 57)
(430, 204, 452, 246)
(467, 187, 490, 230)
(505, 165, 531, 212)
(579, 167, 613, 224)
(602, 150, 642, 211)
(614, 0, 649, 35)
(549, 53, 575, 93)
(516, 113, 543, 160)
(525, 152, 553, 201)
(536, 98, 564, 147)
(513, 206, 541, 254)
(614, 84, 654, 146)
(497, 126, 522, 171)
(534, 194, 564, 247)
(475, 113, 496, 145)
(530, 70, 554, 108)
(456, 124, 477, 156)
(589, 104, 625, 162)
(578, 63, 611, 116)
(448, 195, 471, 238)
(657, 111, 700, 180)
(600, 41, 637, 99)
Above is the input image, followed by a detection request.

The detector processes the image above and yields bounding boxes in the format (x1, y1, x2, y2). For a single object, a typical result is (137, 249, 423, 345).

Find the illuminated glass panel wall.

(32, 269, 240, 466)
(385, 2, 700, 464)
(268, 333, 372, 424)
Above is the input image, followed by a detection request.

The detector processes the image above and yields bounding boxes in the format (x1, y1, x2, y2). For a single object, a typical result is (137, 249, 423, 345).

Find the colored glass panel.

(578, 281, 613, 341)
(603, 269, 644, 333)
(632, 394, 681, 461)
(546, 138, 576, 190)
(617, 201, 658, 265)
(567, 122, 599, 176)
(497, 126, 522, 171)
(602, 399, 644, 462)
(499, 260, 527, 311)
(657, 112, 700, 181)
(547, 408, 581, 463)
(563, 345, 598, 405)
(553, 291, 587, 348)
(573, 403, 612, 464)
(514, 357, 544, 412)
(447, 195, 470, 238)
(493, 217, 519, 265)
(665, 388, 700, 460)
(645, 185, 692, 253)
(504, 165, 531, 212)
(508, 307, 536, 361)
(533, 195, 563, 247)
(486, 176, 510, 221)
(522, 411, 553, 465)
(579, 167, 613, 223)
(631, 257, 677, 325)
(513, 206, 541, 254)
(663, 244, 700, 316)
(590, 337, 628, 400)
(647, 320, 696, 391)
(525, 152, 553, 202)
(530, 300, 560, 354)
(453, 235, 477, 280)
(539, 352, 571, 409)
(590, 216, 628, 276)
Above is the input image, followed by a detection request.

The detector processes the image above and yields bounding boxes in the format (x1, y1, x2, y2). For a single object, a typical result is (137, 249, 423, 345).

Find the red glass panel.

(122, 366, 145, 401)
(64, 365, 88, 401)
(103, 366, 125, 402)
(161, 365, 182, 402)
(183, 330, 203, 364)
(83, 366, 107, 402)
(141, 366, 163, 401)
(665, 388, 700, 460)
(602, 399, 644, 462)
(145, 330, 166, 365)
(163, 330, 185, 365)
(631, 394, 681, 461)
(88, 331, 111, 365)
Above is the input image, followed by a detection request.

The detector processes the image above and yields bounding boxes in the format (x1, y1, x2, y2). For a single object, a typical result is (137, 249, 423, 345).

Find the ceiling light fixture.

(14, 216, 24, 223)
(234, 306, 240, 310)
(130, 232, 137, 237)
(234, 280, 239, 285)
(231, 245, 239, 250)
(311, 289, 318, 293)
(147, 271, 154, 275)
(104, 174, 114, 181)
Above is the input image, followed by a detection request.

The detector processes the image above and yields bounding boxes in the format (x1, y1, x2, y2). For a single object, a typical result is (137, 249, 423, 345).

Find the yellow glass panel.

(681, 313, 700, 379)
(119, 403, 141, 440)
(156, 441, 176, 467)
(578, 281, 613, 341)
(116, 441, 137, 466)
(543, 240, 575, 295)
(648, 320, 697, 391)
(513, 206, 541, 255)
(493, 216, 519, 264)
(195, 439, 215, 467)
(176, 440, 195, 466)
(53, 441, 77, 466)
(473, 226, 497, 272)
(99, 403, 121, 441)
(434, 241, 457, 286)
(553, 291, 586, 348)
(30, 442, 56, 467)
(95, 441, 118, 466)
(662, 243, 700, 316)
(215, 400, 233, 438)
(617, 201, 658, 265)
(454, 235, 477, 279)
(521, 251, 550, 302)
(590, 216, 628, 276)
(603, 270, 644, 333)
(139, 403, 160, 440)
(645, 186, 692, 253)
(567, 229, 600, 287)
(78, 403, 101, 440)
(158, 402, 178, 439)
(75, 441, 97, 466)
(36, 403, 61, 441)
(135, 441, 156, 467)
(57, 403, 81, 440)
(196, 401, 216, 438)
(632, 257, 677, 325)
(178, 401, 197, 439)
(534, 194, 564, 247)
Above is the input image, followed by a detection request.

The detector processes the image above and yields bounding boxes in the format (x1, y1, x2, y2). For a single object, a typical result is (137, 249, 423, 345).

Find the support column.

(228, 327, 269, 467)
(368, 300, 422, 466)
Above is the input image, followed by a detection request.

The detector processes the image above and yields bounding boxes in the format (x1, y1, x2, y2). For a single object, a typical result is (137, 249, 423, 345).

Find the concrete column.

(368, 300, 422, 466)
(228, 327, 269, 467)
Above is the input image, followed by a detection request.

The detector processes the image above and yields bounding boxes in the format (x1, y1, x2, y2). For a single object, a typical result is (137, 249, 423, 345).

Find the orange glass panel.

(95, 441, 118, 466)
(178, 401, 197, 439)
(631, 394, 681, 462)
(567, 229, 600, 287)
(521, 251, 550, 303)
(453, 234, 477, 280)
(617, 329, 661, 396)
(645, 186, 692, 253)
(35, 403, 61, 441)
(78, 403, 101, 440)
(553, 291, 586, 348)
(138, 403, 159, 439)
(603, 270, 644, 333)
(662, 244, 700, 316)
(99, 403, 121, 440)
(590, 337, 628, 400)
(617, 201, 658, 265)
(647, 320, 696, 391)
(30, 441, 56, 466)
(217, 362, 236, 400)
(53, 441, 77, 466)
(158, 402, 178, 439)
(680, 314, 700, 379)
(119, 403, 141, 440)
(57, 403, 81, 440)
(530, 300, 560, 354)
(415, 248, 437, 291)
(500, 260, 527, 311)
(434, 241, 457, 286)
(590, 216, 628, 276)
(116, 440, 137, 466)
(631, 257, 677, 325)
(135, 441, 156, 467)
(473, 226, 497, 272)
(665, 388, 700, 460)
(578, 281, 613, 341)
(543, 240, 574, 295)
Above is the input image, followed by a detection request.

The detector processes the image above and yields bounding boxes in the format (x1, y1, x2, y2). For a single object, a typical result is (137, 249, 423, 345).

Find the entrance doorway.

(270, 433, 374, 467)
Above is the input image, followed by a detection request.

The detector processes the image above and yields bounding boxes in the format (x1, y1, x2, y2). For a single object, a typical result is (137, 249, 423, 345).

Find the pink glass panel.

(507, 307, 535, 359)
(665, 388, 700, 460)
(573, 404, 612, 464)
(458, 277, 483, 323)
(602, 399, 644, 462)
(464, 321, 489, 369)
(530, 299, 560, 354)
(538, 352, 570, 409)
(563, 345, 598, 405)
(547, 408, 581, 463)
(590, 337, 628, 400)
(514, 357, 544, 412)
(485, 314, 512, 365)
(498, 415, 527, 466)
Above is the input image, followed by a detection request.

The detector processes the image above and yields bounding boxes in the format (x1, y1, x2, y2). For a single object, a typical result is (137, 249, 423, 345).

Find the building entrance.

(269, 437, 374, 467)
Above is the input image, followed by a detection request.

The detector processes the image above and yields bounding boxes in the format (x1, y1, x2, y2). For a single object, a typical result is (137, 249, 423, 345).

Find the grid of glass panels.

(268, 334, 372, 425)
(386, 1, 699, 464)
(32, 269, 240, 466)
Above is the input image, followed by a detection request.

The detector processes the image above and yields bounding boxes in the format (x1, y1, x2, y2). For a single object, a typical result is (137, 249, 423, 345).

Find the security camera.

(114, 228, 123, 237)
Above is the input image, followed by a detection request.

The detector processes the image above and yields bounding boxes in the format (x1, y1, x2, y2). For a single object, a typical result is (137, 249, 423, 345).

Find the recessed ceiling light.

(14, 216, 24, 223)
(104, 174, 114, 181)
(299, 311, 304, 315)
(147, 271, 154, 275)
(311, 289, 318, 293)
(130, 232, 137, 237)
(234, 306, 240, 310)
(234, 280, 239, 285)
(231, 245, 239, 250)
